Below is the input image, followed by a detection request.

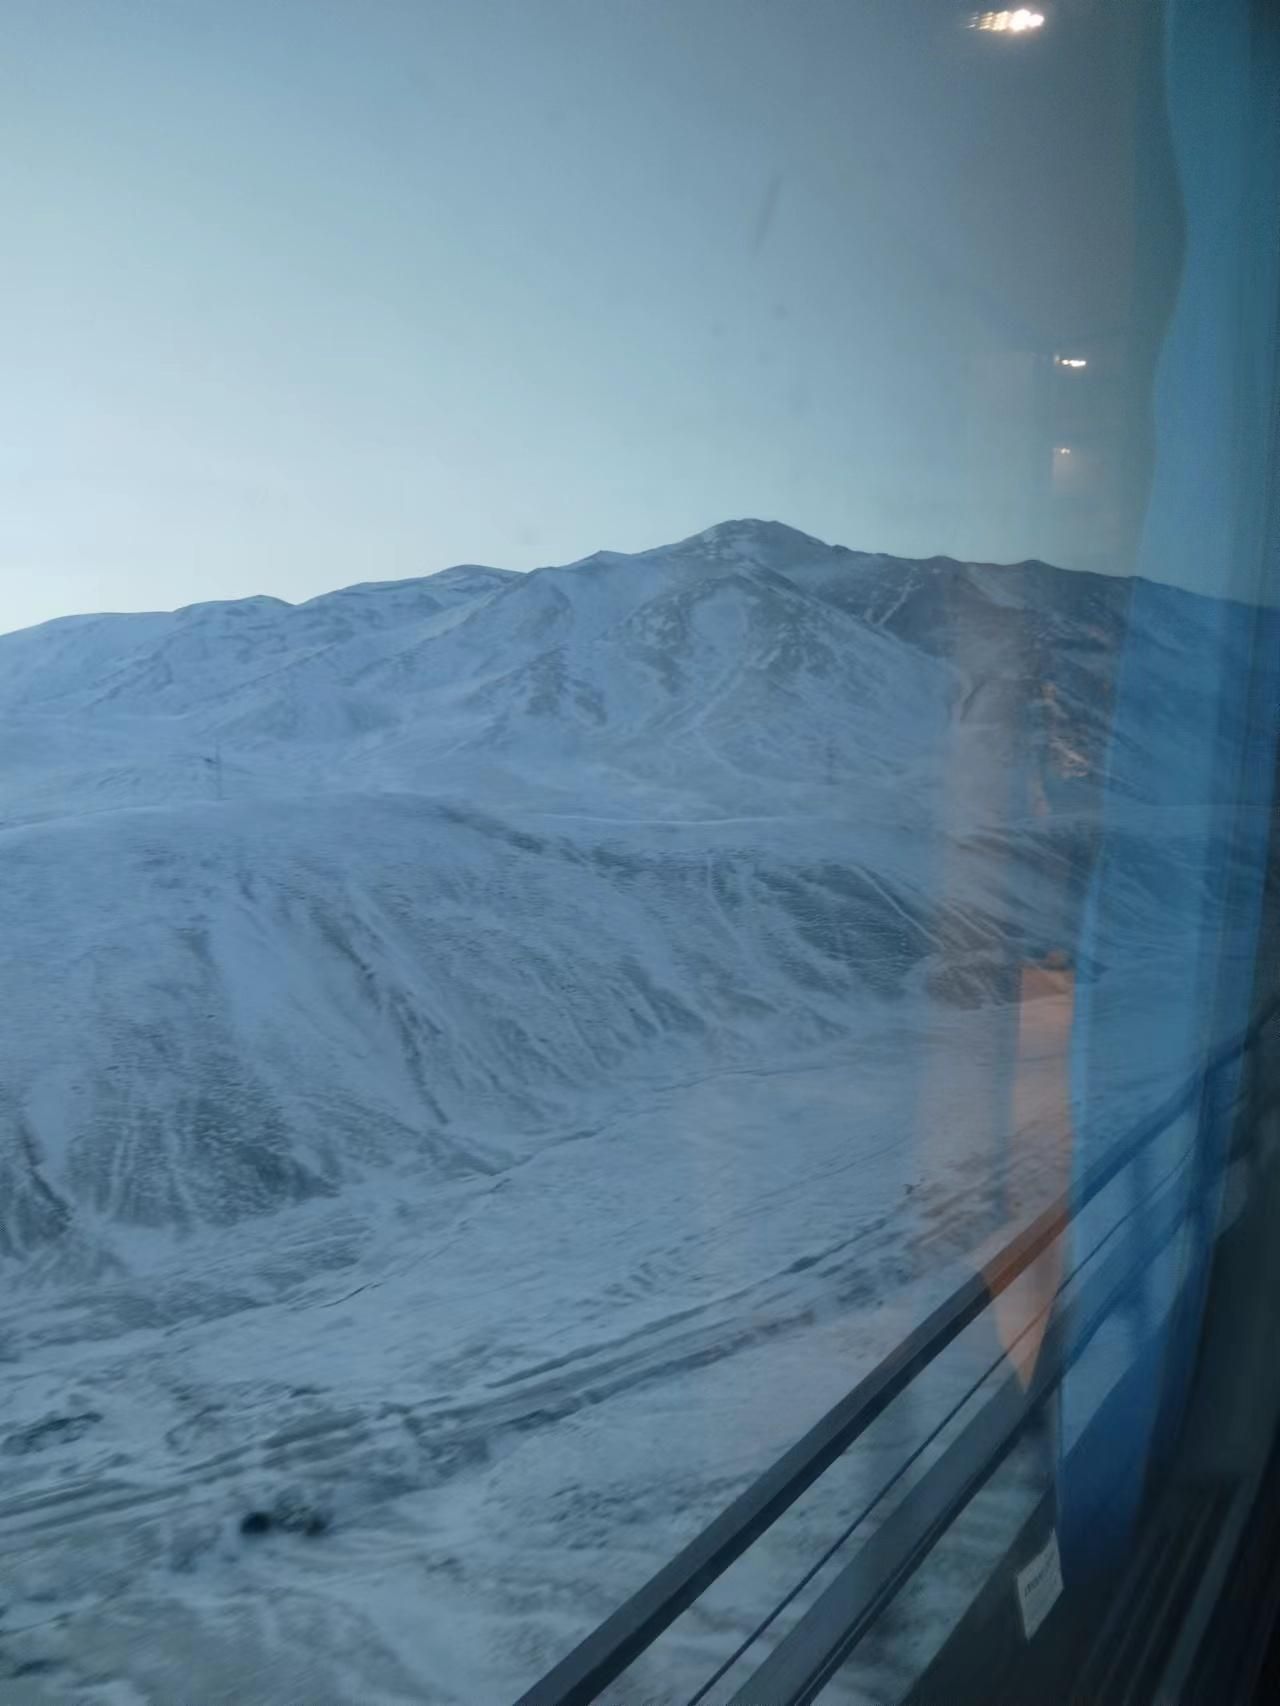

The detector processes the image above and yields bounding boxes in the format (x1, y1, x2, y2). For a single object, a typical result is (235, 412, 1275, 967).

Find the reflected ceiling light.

(1056, 446, 1072, 455)
(1054, 356, 1088, 369)
(971, 9, 1046, 30)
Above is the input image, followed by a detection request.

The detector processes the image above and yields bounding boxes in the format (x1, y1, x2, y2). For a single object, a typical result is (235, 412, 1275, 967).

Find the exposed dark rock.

(2, 1412, 102, 1456)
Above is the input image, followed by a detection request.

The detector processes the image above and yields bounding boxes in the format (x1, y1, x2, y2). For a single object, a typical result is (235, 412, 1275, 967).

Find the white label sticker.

(1015, 1528, 1064, 1640)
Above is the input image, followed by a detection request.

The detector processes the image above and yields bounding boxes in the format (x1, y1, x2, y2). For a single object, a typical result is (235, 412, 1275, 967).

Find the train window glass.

(0, 2, 1276, 1703)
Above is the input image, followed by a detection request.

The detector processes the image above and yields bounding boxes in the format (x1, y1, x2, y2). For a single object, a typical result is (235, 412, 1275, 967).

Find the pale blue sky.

(0, 0, 1156, 633)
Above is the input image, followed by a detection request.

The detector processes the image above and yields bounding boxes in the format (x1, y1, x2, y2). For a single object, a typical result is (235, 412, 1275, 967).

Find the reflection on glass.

(970, 9, 1047, 33)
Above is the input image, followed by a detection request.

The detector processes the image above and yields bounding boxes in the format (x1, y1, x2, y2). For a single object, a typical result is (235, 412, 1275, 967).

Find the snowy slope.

(0, 801, 982, 1264)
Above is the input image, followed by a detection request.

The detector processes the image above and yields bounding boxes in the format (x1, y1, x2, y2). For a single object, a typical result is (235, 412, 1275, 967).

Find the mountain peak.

(678, 518, 833, 556)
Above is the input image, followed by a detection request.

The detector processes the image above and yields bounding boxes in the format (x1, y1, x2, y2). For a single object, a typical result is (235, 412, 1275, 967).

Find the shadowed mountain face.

(0, 522, 1251, 1266)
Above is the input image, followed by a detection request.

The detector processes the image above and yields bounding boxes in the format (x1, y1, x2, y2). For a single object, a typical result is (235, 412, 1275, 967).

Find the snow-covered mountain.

(2, 515, 1230, 830)
(0, 527, 1035, 1258)
(3, 523, 946, 820)
(0, 521, 1254, 1703)
(0, 520, 1240, 1266)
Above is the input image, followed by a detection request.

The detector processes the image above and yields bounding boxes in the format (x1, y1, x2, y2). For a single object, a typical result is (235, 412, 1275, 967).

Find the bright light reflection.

(971, 9, 1046, 31)
(1054, 356, 1088, 369)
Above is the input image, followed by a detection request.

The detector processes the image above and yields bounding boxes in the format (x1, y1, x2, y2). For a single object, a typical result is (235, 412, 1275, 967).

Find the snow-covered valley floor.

(0, 987, 1170, 1704)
